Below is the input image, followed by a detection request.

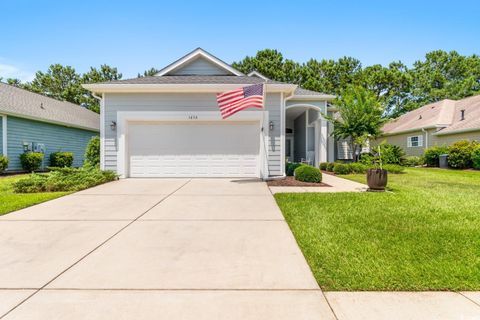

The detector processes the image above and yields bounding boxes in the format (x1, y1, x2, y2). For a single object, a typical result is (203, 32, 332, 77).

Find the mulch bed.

(320, 170, 336, 176)
(267, 176, 331, 187)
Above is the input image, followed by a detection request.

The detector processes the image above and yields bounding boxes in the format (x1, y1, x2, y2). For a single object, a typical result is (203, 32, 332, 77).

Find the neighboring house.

(0, 82, 99, 171)
(83, 48, 336, 179)
(377, 95, 480, 156)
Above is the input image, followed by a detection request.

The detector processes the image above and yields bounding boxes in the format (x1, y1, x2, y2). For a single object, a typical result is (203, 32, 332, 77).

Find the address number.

(188, 115, 199, 120)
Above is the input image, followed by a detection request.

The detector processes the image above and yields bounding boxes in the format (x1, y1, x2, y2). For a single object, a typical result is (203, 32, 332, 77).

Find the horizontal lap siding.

(104, 92, 282, 176)
(0, 116, 3, 155)
(6, 116, 98, 170)
(169, 58, 231, 76)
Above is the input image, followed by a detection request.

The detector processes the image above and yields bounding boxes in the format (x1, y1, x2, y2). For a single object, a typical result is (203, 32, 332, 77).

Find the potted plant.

(366, 146, 388, 191)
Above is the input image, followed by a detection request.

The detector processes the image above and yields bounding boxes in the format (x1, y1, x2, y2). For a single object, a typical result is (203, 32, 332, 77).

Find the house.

(0, 82, 99, 171)
(377, 95, 480, 156)
(83, 48, 336, 179)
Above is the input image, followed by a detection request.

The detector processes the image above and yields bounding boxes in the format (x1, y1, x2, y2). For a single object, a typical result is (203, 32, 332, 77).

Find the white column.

(1, 115, 7, 156)
(319, 117, 328, 163)
(327, 121, 335, 162)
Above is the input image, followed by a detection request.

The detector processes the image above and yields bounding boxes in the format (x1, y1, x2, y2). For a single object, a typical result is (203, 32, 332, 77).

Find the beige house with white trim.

(377, 95, 480, 156)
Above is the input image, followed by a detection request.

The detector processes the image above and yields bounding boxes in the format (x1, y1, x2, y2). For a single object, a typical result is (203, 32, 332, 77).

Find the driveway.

(0, 179, 335, 319)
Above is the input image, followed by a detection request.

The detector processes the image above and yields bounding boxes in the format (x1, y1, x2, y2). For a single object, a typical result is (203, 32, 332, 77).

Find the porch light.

(110, 121, 117, 130)
(269, 121, 274, 131)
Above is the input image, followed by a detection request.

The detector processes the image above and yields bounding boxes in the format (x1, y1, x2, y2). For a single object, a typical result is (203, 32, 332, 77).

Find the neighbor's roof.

(382, 95, 480, 135)
(0, 82, 99, 131)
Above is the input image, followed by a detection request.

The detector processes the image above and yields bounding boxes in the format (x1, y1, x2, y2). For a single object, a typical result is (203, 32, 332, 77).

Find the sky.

(1, 0, 479, 81)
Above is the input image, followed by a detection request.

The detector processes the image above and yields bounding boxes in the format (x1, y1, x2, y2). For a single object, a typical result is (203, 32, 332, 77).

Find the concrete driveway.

(0, 179, 335, 319)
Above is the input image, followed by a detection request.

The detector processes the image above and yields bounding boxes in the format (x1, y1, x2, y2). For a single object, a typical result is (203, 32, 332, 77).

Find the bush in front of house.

(286, 162, 303, 176)
(50, 152, 74, 168)
(404, 156, 424, 167)
(472, 144, 480, 170)
(84, 136, 100, 167)
(294, 165, 322, 183)
(13, 166, 117, 193)
(423, 145, 449, 167)
(319, 162, 329, 171)
(333, 163, 352, 175)
(326, 162, 335, 172)
(378, 144, 406, 165)
(382, 164, 406, 174)
(0, 155, 8, 172)
(349, 162, 369, 173)
(19, 152, 44, 172)
(447, 140, 478, 169)
(359, 153, 375, 165)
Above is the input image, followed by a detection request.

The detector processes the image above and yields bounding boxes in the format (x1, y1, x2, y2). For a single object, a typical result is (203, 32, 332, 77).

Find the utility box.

(439, 154, 449, 168)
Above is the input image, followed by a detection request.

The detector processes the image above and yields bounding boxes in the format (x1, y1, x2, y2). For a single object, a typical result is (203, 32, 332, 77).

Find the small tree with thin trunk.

(325, 85, 385, 162)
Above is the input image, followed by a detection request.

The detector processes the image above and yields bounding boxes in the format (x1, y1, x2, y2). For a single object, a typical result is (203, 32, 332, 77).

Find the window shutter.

(407, 137, 412, 147)
(418, 135, 424, 147)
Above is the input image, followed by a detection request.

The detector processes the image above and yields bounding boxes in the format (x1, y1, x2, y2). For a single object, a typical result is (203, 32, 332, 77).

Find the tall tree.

(325, 86, 385, 161)
(81, 65, 122, 112)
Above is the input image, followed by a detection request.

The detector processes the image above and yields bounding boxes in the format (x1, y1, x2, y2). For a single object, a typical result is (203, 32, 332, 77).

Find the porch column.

(319, 117, 328, 163)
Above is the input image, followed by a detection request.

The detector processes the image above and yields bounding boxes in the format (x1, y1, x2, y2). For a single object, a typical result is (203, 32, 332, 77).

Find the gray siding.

(103, 92, 282, 176)
(294, 112, 306, 162)
(6, 116, 97, 170)
(169, 57, 232, 76)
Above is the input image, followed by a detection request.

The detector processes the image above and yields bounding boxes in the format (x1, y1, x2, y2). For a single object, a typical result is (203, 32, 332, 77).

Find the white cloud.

(0, 63, 35, 82)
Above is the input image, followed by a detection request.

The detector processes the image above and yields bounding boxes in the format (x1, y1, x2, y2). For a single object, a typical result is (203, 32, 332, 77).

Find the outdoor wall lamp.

(110, 121, 117, 130)
(269, 121, 274, 131)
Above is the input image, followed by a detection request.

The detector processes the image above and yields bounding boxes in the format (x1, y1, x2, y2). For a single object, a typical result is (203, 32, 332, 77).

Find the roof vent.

(460, 109, 465, 121)
(418, 115, 422, 120)
(40, 103, 44, 109)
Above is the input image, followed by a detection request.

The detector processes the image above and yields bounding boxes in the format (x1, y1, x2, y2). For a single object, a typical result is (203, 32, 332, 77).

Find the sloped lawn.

(0, 175, 68, 215)
(275, 168, 480, 290)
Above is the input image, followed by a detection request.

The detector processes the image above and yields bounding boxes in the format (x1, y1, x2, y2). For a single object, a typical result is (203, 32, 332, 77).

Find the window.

(407, 135, 423, 147)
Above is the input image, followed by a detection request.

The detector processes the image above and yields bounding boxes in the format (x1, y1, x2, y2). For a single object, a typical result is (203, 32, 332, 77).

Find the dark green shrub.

(286, 162, 303, 176)
(447, 140, 477, 169)
(333, 163, 352, 175)
(382, 164, 405, 174)
(319, 162, 328, 170)
(326, 162, 335, 172)
(294, 165, 322, 183)
(84, 136, 100, 167)
(378, 144, 406, 164)
(349, 162, 368, 173)
(13, 166, 117, 193)
(19, 152, 44, 172)
(50, 152, 74, 167)
(472, 145, 480, 170)
(359, 153, 375, 165)
(0, 155, 8, 172)
(404, 156, 424, 167)
(423, 145, 448, 167)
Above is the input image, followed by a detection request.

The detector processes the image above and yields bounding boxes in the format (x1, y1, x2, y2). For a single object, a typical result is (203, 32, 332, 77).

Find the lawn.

(0, 175, 68, 215)
(275, 168, 480, 291)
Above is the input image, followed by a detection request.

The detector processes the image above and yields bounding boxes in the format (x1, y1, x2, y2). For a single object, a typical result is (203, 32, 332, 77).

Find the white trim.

(155, 48, 244, 76)
(407, 135, 423, 148)
(285, 103, 323, 112)
(280, 92, 285, 175)
(116, 111, 267, 179)
(100, 93, 105, 170)
(434, 127, 480, 136)
(319, 116, 328, 164)
(1, 114, 7, 156)
(82, 83, 295, 94)
(382, 126, 436, 136)
(247, 71, 270, 80)
(288, 94, 336, 101)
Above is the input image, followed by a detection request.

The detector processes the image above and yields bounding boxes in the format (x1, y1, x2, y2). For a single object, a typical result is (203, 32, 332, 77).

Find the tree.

(81, 65, 122, 112)
(6, 78, 22, 86)
(325, 86, 386, 162)
(138, 67, 160, 77)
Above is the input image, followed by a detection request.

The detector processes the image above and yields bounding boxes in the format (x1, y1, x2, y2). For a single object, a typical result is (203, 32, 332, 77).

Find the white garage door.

(128, 121, 260, 178)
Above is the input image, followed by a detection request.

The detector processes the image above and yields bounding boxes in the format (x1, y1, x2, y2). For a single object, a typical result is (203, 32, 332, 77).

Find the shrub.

(423, 145, 448, 167)
(447, 140, 477, 169)
(84, 136, 100, 167)
(0, 155, 8, 172)
(319, 162, 328, 171)
(378, 144, 406, 164)
(472, 145, 480, 170)
(19, 152, 44, 172)
(382, 164, 405, 174)
(359, 153, 375, 165)
(349, 162, 368, 173)
(286, 162, 303, 176)
(333, 163, 352, 175)
(294, 165, 322, 183)
(404, 156, 424, 167)
(326, 162, 335, 172)
(13, 166, 117, 193)
(50, 152, 74, 168)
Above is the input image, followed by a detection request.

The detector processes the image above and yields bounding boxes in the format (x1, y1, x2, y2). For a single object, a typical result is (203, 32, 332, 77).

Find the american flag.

(216, 83, 264, 119)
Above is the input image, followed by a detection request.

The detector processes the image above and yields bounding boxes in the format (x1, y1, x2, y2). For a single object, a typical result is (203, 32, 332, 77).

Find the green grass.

(0, 175, 68, 215)
(275, 168, 480, 291)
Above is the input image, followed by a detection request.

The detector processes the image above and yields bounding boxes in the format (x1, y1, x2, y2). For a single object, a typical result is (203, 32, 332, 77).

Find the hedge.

(286, 162, 303, 176)
(294, 165, 322, 183)
(0, 155, 8, 172)
(19, 152, 44, 172)
(50, 152, 74, 168)
(447, 140, 478, 169)
(423, 146, 449, 167)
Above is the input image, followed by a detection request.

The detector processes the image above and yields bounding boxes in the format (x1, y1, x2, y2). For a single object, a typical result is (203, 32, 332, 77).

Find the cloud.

(0, 63, 35, 82)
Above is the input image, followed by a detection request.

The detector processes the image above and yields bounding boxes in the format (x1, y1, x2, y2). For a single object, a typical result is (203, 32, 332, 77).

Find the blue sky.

(1, 0, 479, 81)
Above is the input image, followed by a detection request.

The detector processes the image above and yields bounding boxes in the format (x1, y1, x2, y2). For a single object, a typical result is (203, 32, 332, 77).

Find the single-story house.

(0, 82, 100, 171)
(83, 48, 337, 179)
(377, 95, 480, 156)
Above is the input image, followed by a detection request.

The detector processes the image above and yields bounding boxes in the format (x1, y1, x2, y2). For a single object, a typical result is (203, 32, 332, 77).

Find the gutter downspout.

(421, 128, 428, 149)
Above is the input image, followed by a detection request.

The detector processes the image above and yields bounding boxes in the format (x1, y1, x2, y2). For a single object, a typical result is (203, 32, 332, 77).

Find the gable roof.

(155, 48, 244, 76)
(382, 95, 480, 136)
(0, 82, 99, 131)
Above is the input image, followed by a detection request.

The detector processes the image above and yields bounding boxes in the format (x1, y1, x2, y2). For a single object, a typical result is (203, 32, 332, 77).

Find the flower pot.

(366, 168, 388, 191)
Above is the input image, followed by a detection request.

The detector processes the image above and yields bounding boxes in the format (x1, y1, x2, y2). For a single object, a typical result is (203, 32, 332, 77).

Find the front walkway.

(269, 173, 368, 194)
(0, 178, 334, 319)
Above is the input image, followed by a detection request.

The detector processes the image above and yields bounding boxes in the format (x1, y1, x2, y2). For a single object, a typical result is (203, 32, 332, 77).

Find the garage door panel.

(128, 122, 260, 178)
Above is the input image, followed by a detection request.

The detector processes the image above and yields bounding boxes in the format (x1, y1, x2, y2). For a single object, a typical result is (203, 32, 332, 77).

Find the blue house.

(0, 82, 99, 171)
